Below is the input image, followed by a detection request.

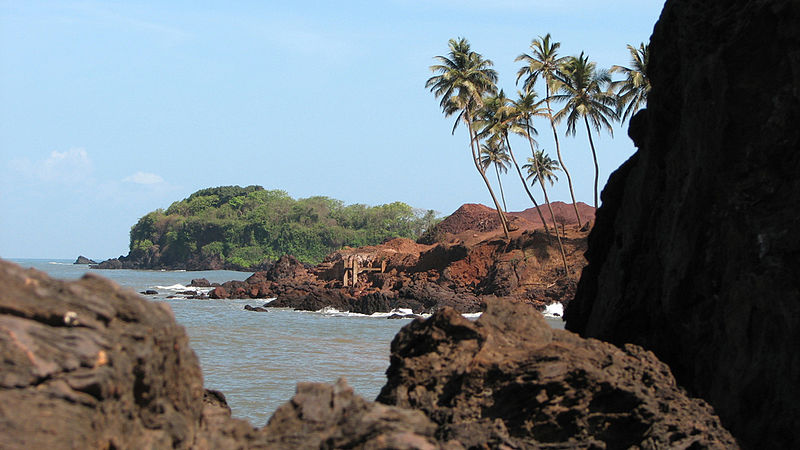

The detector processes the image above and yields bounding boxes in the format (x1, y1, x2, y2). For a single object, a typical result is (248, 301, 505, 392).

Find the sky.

(0, 0, 666, 259)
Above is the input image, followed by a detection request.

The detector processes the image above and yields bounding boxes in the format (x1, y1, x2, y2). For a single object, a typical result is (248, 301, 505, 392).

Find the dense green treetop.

(128, 185, 439, 267)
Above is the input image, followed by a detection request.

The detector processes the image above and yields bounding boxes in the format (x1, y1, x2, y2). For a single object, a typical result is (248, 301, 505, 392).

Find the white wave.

(462, 312, 483, 319)
(542, 302, 563, 318)
(154, 284, 190, 291)
(48, 262, 72, 265)
(263, 297, 277, 304)
(370, 308, 415, 318)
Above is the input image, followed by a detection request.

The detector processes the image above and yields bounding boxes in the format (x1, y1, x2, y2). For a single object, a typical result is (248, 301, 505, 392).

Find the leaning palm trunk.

(467, 115, 510, 238)
(504, 134, 550, 234)
(525, 121, 569, 275)
(584, 116, 600, 210)
(544, 86, 582, 227)
(494, 164, 508, 213)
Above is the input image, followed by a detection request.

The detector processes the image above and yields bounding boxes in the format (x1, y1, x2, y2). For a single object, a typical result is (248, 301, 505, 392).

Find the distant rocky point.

(73, 255, 96, 265)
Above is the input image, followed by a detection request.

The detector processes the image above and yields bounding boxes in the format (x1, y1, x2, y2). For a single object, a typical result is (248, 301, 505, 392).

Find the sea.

(10, 258, 566, 427)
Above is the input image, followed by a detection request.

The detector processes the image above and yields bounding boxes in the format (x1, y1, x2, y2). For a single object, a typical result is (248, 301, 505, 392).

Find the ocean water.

(10, 258, 566, 426)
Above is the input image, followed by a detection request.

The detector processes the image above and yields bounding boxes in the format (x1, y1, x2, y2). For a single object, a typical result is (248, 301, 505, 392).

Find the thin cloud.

(10, 147, 93, 184)
(123, 171, 164, 185)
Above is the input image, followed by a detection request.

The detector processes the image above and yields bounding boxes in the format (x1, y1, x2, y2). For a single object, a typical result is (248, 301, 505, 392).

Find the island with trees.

(93, 185, 439, 270)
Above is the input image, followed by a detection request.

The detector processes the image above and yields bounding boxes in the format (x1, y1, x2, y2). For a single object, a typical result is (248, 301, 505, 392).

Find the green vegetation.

(128, 185, 439, 267)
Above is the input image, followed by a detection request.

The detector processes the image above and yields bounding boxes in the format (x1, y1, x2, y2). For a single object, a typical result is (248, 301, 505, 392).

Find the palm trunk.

(466, 113, 510, 238)
(584, 116, 600, 210)
(504, 134, 550, 234)
(545, 83, 582, 227)
(494, 164, 507, 213)
(526, 117, 569, 275)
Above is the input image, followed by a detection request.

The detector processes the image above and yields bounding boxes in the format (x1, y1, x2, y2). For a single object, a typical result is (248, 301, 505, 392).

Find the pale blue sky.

(0, 0, 665, 259)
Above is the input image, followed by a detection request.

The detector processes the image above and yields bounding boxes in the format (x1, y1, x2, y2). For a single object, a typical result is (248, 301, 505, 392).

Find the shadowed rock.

(378, 299, 737, 448)
(564, 0, 800, 447)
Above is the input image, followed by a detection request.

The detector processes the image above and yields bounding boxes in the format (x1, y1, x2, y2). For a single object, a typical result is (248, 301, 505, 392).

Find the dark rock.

(378, 299, 737, 448)
(387, 314, 418, 320)
(141, 289, 158, 295)
(243, 305, 268, 312)
(261, 379, 442, 449)
(265, 254, 308, 281)
(91, 257, 126, 269)
(189, 278, 212, 287)
(73, 255, 96, 265)
(564, 1, 800, 447)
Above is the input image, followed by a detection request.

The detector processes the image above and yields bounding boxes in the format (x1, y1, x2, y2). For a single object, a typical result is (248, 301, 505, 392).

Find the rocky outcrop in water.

(564, 0, 800, 447)
(73, 255, 96, 264)
(209, 231, 587, 315)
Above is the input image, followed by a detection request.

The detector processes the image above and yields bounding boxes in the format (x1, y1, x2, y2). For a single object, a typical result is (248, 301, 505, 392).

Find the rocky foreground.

(205, 203, 591, 315)
(0, 259, 736, 448)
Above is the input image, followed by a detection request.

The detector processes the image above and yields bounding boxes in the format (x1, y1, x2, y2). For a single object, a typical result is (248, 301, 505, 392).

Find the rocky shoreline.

(2, 0, 797, 447)
(0, 259, 736, 448)
(204, 226, 588, 315)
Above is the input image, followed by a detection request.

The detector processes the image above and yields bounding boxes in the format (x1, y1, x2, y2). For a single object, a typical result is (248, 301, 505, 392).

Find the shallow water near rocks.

(13, 258, 565, 426)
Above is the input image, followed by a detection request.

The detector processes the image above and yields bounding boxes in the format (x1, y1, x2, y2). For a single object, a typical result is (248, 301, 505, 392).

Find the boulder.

(73, 255, 96, 264)
(564, 0, 800, 447)
(266, 254, 308, 281)
(244, 304, 268, 312)
(0, 259, 205, 449)
(261, 379, 444, 449)
(189, 278, 212, 287)
(378, 299, 737, 448)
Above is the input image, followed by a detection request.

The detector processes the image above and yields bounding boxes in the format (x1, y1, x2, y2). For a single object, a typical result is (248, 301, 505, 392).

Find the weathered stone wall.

(565, 1, 800, 448)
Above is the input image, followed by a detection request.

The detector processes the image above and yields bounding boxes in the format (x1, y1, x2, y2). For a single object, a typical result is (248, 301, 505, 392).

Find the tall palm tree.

(473, 91, 550, 233)
(516, 34, 583, 227)
(552, 52, 618, 210)
(523, 150, 560, 187)
(514, 89, 570, 273)
(611, 43, 650, 123)
(426, 37, 510, 238)
(479, 138, 511, 213)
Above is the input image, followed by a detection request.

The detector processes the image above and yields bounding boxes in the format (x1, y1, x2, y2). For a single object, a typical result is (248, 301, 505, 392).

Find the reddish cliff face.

(565, 0, 800, 447)
(210, 203, 592, 314)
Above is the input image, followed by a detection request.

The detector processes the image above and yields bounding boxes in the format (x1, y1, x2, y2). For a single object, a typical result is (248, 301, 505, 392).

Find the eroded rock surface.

(564, 1, 800, 447)
(0, 259, 206, 449)
(378, 300, 737, 449)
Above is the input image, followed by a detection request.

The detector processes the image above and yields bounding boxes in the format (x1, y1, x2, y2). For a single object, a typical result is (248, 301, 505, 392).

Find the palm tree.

(426, 37, 510, 238)
(513, 89, 570, 273)
(523, 150, 560, 187)
(611, 43, 650, 123)
(552, 52, 618, 210)
(473, 91, 550, 232)
(516, 34, 583, 227)
(479, 138, 511, 213)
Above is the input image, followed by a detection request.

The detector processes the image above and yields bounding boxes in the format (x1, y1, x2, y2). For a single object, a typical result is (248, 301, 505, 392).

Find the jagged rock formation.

(565, 0, 800, 448)
(211, 232, 587, 314)
(377, 300, 736, 448)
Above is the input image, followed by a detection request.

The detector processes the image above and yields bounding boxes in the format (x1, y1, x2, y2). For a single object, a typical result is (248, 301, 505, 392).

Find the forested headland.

(109, 185, 439, 269)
